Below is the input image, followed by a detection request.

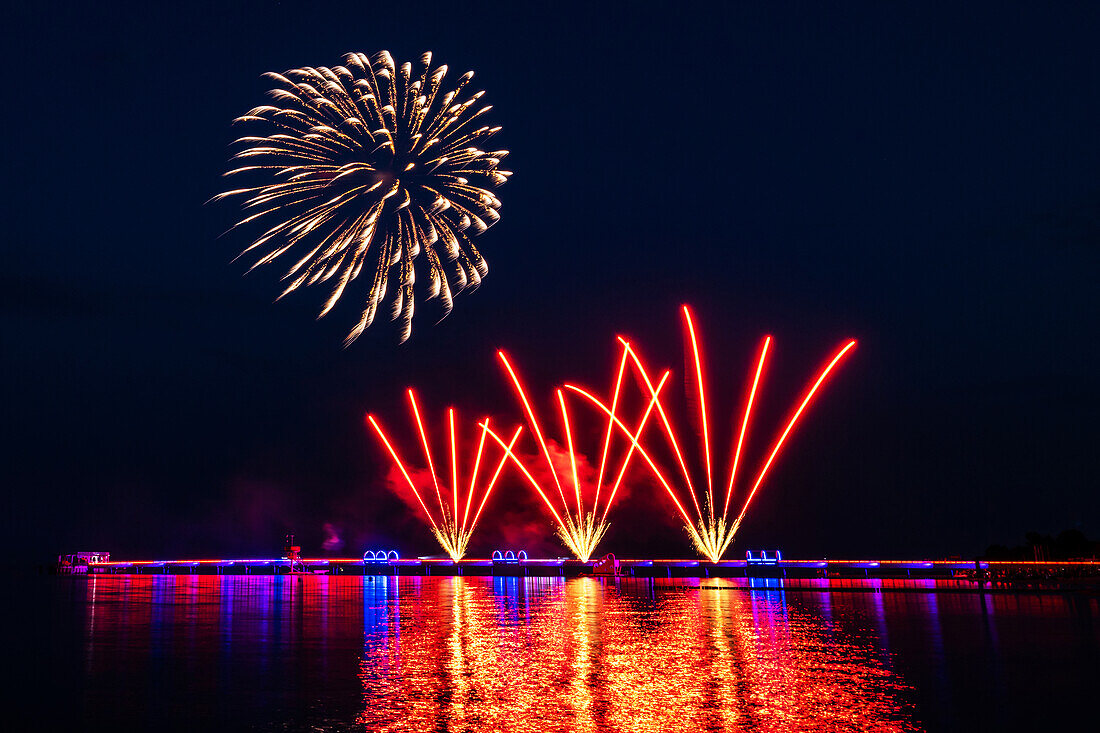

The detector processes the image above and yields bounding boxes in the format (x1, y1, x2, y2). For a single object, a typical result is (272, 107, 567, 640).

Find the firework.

(482, 346, 668, 561)
(367, 389, 521, 560)
(216, 51, 510, 344)
(566, 306, 856, 562)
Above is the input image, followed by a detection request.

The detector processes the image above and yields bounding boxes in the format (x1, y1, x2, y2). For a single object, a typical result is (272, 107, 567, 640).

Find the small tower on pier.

(283, 534, 305, 573)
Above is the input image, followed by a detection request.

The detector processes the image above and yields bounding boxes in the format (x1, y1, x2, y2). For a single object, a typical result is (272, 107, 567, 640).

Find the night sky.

(5, 2, 1099, 564)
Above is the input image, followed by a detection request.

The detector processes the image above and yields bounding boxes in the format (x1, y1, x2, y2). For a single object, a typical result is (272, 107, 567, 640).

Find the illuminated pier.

(66, 554, 1100, 582)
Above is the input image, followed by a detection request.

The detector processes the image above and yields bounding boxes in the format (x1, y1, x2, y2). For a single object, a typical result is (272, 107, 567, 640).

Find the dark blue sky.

(4, 2, 1098, 562)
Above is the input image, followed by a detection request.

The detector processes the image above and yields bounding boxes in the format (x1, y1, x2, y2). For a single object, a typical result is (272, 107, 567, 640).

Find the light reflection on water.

(363, 576, 915, 732)
(48, 575, 1100, 731)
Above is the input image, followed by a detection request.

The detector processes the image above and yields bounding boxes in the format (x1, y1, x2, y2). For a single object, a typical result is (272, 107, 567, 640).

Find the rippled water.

(20, 575, 1100, 731)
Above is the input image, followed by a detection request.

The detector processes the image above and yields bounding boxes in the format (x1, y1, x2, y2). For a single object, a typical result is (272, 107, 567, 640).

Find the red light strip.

(682, 306, 714, 512)
(594, 344, 630, 510)
(366, 414, 442, 533)
(448, 408, 459, 527)
(595, 370, 671, 525)
(467, 423, 523, 534)
(408, 389, 447, 522)
(723, 336, 770, 519)
(565, 382, 698, 533)
(497, 350, 569, 509)
(461, 416, 490, 535)
(734, 340, 857, 528)
(484, 424, 568, 529)
(557, 389, 585, 520)
(618, 337, 703, 519)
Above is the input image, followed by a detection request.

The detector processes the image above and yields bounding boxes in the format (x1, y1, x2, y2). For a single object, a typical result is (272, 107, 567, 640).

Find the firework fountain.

(366, 307, 855, 563)
(567, 306, 856, 562)
(366, 389, 521, 560)
(482, 345, 672, 562)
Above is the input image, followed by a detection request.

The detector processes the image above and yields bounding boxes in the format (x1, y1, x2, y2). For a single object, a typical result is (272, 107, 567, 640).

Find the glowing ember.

(366, 389, 521, 560)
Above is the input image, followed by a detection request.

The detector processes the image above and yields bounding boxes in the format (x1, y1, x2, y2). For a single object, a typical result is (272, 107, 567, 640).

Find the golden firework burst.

(216, 51, 510, 344)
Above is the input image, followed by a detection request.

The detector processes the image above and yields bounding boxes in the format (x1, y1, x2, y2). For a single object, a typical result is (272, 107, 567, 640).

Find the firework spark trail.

(367, 390, 521, 560)
(615, 336, 702, 520)
(216, 51, 510, 344)
(730, 339, 858, 532)
(593, 347, 630, 512)
(563, 380, 704, 548)
(488, 346, 667, 561)
(683, 309, 714, 514)
(579, 306, 857, 562)
(723, 336, 770, 518)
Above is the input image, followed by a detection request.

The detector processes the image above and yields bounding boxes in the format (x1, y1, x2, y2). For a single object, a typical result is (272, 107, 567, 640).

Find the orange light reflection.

(355, 578, 919, 732)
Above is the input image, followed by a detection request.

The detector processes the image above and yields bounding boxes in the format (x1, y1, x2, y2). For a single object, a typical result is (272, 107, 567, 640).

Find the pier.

(66, 554, 1100, 584)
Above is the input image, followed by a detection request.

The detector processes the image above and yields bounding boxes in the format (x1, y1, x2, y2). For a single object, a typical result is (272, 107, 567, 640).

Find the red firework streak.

(482, 344, 671, 561)
(366, 389, 522, 560)
(566, 306, 857, 562)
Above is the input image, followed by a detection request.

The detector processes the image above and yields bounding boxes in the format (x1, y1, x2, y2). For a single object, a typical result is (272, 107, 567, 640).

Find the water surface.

(22, 575, 1100, 731)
